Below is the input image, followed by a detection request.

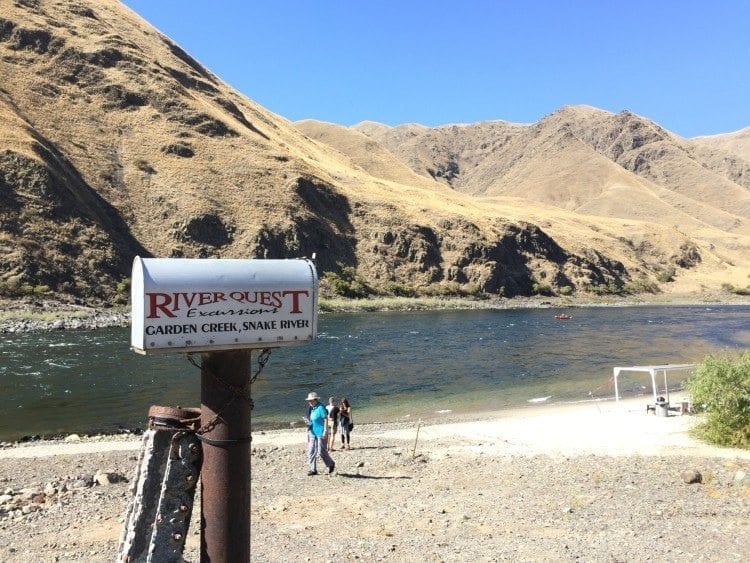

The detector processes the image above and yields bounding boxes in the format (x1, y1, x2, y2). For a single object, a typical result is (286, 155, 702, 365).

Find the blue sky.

(121, 1, 749, 138)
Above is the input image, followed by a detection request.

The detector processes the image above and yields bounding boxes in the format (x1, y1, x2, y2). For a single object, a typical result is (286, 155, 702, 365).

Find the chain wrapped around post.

(248, 348, 272, 412)
(117, 349, 270, 562)
(187, 348, 271, 434)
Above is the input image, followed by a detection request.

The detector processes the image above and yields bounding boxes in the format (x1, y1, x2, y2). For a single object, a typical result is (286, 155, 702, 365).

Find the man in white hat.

(305, 391, 335, 476)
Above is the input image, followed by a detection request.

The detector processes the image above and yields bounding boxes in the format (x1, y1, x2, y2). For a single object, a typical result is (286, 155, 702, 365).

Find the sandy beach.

(250, 397, 749, 562)
(251, 396, 747, 459)
(1, 397, 748, 561)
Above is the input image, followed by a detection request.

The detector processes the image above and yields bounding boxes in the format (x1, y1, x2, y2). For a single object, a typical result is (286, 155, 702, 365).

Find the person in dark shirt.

(325, 396, 340, 451)
(338, 398, 353, 450)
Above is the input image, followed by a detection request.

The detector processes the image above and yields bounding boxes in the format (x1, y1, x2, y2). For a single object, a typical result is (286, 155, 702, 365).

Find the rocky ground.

(251, 442, 749, 562)
(0, 435, 203, 562)
(249, 409, 750, 563)
(0, 298, 129, 334)
(1, 403, 748, 562)
(0, 438, 139, 562)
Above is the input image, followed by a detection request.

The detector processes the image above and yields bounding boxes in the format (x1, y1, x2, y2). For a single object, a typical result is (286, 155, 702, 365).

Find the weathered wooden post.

(118, 406, 202, 562)
(128, 257, 318, 562)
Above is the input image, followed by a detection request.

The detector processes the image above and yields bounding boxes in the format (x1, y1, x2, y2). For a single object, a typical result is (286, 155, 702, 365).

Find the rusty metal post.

(200, 349, 251, 562)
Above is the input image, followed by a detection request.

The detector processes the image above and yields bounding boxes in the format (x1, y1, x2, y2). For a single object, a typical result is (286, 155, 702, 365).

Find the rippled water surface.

(1, 305, 748, 441)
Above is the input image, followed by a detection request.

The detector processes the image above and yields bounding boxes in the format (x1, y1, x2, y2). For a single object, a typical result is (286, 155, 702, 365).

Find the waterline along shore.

(4, 302, 749, 441)
(2, 292, 749, 333)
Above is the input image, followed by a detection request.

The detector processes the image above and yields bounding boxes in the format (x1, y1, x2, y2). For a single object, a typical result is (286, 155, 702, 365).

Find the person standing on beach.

(325, 397, 340, 451)
(338, 398, 353, 450)
(305, 392, 335, 476)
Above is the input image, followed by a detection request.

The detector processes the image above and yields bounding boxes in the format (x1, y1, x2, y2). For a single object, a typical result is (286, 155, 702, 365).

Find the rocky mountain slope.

(301, 111, 750, 295)
(692, 127, 750, 162)
(1, 0, 749, 307)
(339, 107, 750, 236)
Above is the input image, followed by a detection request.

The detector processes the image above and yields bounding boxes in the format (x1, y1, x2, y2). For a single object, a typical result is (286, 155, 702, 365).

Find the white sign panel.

(131, 257, 318, 354)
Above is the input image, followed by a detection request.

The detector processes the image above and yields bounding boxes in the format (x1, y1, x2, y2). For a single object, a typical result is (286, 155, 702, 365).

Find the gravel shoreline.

(0, 298, 130, 334)
(0, 403, 748, 562)
(249, 404, 750, 562)
(0, 310, 131, 334)
(250, 446, 749, 562)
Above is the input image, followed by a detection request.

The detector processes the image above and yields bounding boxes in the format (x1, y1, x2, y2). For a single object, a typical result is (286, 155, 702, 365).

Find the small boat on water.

(554, 313, 572, 320)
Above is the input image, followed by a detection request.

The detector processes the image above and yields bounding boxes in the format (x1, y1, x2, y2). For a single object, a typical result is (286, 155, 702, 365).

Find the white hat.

(305, 392, 319, 401)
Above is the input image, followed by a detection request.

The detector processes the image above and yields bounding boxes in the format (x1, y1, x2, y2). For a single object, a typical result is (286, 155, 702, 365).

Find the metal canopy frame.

(613, 364, 695, 404)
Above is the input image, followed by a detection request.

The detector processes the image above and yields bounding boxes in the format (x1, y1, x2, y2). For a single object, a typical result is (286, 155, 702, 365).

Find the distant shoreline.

(317, 292, 750, 313)
(1, 293, 748, 333)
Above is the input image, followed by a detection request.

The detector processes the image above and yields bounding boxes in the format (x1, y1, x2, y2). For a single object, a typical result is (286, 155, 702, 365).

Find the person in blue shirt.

(304, 391, 335, 476)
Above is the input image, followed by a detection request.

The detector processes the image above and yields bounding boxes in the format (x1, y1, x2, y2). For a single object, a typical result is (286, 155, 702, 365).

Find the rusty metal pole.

(200, 349, 251, 562)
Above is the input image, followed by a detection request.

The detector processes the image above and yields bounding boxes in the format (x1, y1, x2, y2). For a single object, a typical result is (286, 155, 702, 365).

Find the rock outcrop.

(1, 1, 749, 306)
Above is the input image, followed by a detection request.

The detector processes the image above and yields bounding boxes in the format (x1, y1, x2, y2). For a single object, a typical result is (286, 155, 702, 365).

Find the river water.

(1, 305, 748, 442)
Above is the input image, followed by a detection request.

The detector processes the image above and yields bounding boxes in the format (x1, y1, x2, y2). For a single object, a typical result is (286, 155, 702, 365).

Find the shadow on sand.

(336, 473, 412, 480)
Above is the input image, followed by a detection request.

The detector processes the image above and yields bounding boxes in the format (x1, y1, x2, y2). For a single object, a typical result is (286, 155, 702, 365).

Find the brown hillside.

(691, 127, 750, 171)
(352, 106, 750, 227)
(348, 108, 750, 293)
(1, 0, 749, 306)
(691, 127, 750, 182)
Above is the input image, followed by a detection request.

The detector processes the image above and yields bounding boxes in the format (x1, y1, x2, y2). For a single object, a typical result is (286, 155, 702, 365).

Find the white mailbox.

(130, 257, 318, 354)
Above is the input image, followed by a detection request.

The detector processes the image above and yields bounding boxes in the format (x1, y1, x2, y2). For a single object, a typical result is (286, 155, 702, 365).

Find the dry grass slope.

(1, 0, 749, 307)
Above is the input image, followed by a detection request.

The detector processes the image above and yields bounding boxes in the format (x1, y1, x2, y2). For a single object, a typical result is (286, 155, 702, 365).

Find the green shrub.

(531, 282, 554, 296)
(113, 278, 131, 304)
(558, 285, 574, 296)
(32, 284, 51, 295)
(622, 276, 660, 294)
(424, 282, 459, 297)
(116, 278, 131, 295)
(656, 267, 676, 283)
(9, 283, 51, 296)
(321, 266, 371, 298)
(461, 283, 483, 297)
(421, 281, 483, 298)
(380, 281, 417, 297)
(582, 282, 618, 295)
(687, 352, 750, 449)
